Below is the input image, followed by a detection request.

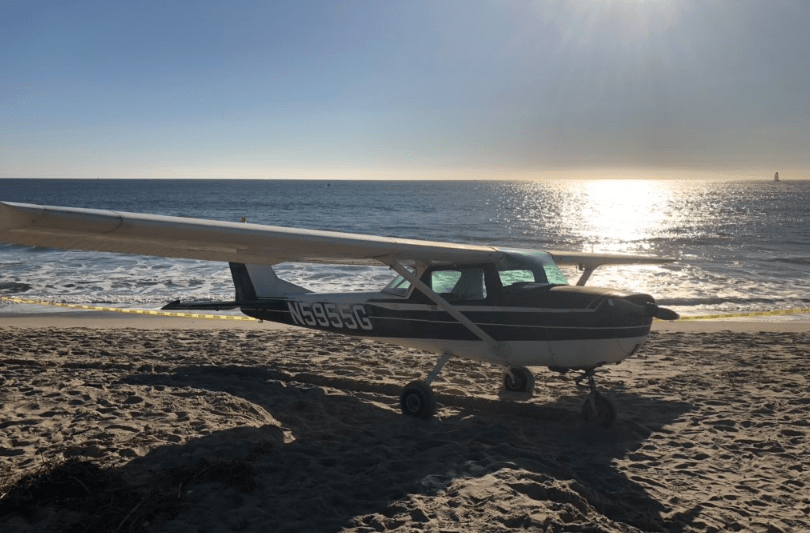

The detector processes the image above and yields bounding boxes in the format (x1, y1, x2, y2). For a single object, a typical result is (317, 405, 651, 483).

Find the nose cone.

(545, 285, 678, 323)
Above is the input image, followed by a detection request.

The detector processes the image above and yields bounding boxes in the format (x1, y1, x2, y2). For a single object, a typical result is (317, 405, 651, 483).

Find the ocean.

(2, 178, 809, 319)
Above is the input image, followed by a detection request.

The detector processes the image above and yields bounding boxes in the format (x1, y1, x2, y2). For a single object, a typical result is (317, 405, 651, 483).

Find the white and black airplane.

(0, 201, 678, 427)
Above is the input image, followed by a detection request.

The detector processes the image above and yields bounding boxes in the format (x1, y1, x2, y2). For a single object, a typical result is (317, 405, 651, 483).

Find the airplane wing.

(547, 251, 675, 269)
(0, 201, 675, 271)
(0, 201, 499, 266)
(547, 250, 675, 286)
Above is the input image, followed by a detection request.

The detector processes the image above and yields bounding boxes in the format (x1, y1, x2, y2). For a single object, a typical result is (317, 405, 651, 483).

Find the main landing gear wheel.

(581, 392, 616, 428)
(400, 380, 437, 419)
(502, 367, 535, 394)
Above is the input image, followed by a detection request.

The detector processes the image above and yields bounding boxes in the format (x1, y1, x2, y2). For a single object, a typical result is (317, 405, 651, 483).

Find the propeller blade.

(655, 307, 680, 321)
(644, 302, 679, 321)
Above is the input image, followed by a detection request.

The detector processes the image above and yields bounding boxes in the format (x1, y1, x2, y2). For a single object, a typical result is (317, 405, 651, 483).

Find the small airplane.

(0, 200, 678, 427)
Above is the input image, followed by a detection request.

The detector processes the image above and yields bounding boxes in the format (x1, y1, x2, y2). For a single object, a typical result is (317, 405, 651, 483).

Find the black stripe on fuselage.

(238, 298, 652, 342)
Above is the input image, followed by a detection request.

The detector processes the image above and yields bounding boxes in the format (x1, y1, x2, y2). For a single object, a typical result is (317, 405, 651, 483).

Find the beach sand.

(1, 312, 808, 532)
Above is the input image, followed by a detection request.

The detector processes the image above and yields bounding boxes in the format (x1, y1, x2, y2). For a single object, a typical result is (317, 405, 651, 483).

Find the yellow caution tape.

(676, 307, 810, 321)
(0, 297, 257, 321)
(3, 296, 809, 322)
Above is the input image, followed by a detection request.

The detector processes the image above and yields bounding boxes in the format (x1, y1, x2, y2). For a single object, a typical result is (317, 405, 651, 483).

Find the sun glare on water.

(561, 180, 673, 254)
(500, 179, 681, 294)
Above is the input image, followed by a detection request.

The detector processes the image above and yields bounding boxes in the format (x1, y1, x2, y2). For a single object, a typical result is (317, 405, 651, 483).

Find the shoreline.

(0, 310, 282, 330)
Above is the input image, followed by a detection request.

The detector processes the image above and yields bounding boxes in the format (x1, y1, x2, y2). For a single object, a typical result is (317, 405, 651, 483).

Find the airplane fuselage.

(239, 284, 654, 371)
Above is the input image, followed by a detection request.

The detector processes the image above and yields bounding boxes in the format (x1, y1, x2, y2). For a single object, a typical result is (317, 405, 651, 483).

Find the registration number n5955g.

(287, 301, 373, 331)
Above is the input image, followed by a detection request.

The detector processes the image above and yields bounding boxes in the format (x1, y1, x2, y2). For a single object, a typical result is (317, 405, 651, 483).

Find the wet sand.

(1, 313, 808, 532)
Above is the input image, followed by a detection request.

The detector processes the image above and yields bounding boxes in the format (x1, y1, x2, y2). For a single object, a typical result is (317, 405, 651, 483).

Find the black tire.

(400, 380, 436, 419)
(502, 367, 535, 394)
(581, 392, 617, 428)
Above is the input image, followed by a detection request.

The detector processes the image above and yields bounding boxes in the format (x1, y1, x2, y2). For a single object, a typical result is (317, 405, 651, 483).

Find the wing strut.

(388, 262, 504, 356)
(576, 265, 597, 286)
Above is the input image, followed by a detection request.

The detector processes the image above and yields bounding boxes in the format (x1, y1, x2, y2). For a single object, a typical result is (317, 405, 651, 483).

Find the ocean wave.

(0, 281, 32, 294)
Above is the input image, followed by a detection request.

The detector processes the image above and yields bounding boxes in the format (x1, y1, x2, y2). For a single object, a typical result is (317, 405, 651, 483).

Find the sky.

(1, 0, 808, 180)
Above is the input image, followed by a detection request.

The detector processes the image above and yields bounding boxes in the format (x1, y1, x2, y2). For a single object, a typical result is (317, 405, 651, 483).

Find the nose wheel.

(582, 391, 616, 427)
(578, 369, 617, 428)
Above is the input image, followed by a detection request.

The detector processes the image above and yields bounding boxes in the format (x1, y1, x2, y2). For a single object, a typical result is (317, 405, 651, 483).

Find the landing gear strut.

(399, 352, 452, 419)
(578, 369, 616, 428)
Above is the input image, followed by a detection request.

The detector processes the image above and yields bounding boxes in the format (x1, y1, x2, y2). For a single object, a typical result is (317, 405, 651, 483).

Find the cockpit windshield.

(496, 250, 568, 287)
(382, 272, 411, 296)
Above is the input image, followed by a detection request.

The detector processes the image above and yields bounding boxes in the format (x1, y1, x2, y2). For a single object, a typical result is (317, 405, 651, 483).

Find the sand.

(1, 312, 808, 532)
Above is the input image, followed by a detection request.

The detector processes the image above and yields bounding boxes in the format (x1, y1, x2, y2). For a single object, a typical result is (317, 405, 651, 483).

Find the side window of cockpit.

(495, 253, 569, 288)
(431, 270, 461, 294)
(498, 269, 536, 287)
(431, 268, 487, 301)
(543, 264, 569, 285)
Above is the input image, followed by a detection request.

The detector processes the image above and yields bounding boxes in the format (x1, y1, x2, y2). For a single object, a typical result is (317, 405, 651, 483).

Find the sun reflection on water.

(499, 179, 679, 255)
(564, 180, 673, 253)
(495, 179, 684, 294)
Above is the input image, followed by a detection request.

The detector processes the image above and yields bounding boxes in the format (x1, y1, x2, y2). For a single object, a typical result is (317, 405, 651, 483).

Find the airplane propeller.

(644, 302, 680, 321)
